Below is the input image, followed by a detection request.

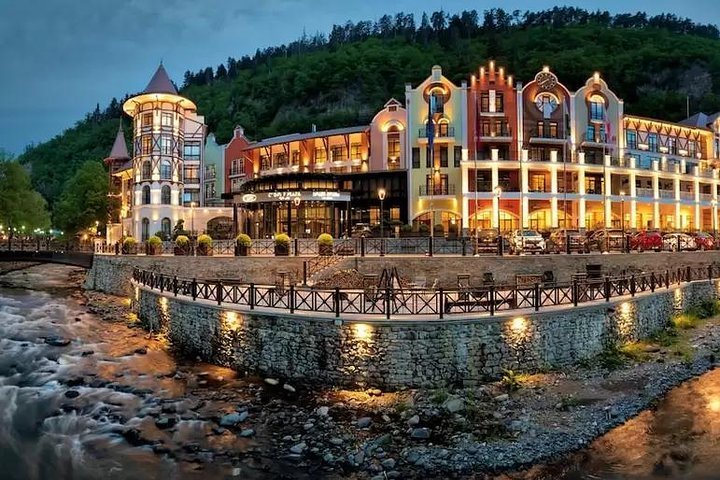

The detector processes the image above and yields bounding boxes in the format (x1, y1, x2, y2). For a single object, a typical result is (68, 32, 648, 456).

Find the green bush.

(236, 233, 252, 247)
(122, 236, 137, 247)
(274, 233, 291, 247)
(175, 235, 190, 246)
(400, 224, 413, 233)
(197, 234, 213, 247)
(672, 312, 700, 330)
(147, 235, 162, 246)
(317, 233, 334, 246)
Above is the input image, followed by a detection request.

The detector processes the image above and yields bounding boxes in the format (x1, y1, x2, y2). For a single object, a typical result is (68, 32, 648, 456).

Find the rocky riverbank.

(76, 276, 720, 479)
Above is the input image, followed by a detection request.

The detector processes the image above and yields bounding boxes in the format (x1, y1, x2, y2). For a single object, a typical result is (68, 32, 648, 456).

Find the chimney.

(311, 124, 317, 133)
(234, 125, 245, 138)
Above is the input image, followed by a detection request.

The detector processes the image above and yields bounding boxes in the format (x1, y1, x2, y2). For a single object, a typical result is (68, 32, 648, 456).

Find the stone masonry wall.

(135, 279, 720, 389)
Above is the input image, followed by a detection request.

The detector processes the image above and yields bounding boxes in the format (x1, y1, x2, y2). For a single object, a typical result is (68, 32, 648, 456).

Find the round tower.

(122, 63, 198, 241)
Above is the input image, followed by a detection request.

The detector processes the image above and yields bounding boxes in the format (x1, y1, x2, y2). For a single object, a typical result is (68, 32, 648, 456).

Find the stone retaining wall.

(135, 279, 720, 389)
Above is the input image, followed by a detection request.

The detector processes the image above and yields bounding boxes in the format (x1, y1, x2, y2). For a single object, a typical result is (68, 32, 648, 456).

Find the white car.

(509, 229, 546, 254)
(662, 233, 697, 251)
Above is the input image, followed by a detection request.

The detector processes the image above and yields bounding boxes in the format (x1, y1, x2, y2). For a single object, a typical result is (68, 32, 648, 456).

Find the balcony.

(581, 133, 611, 148)
(474, 180, 519, 193)
(636, 187, 654, 198)
(680, 191, 694, 201)
(479, 128, 512, 142)
(229, 168, 245, 177)
(419, 184, 456, 196)
(418, 125, 455, 140)
(659, 190, 675, 199)
(529, 128, 567, 145)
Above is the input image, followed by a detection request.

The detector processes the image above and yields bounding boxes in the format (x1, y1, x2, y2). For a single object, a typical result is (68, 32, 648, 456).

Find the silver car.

(509, 229, 547, 255)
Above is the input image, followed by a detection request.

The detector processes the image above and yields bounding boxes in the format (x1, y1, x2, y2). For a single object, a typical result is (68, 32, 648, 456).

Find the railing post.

(650, 272, 656, 292)
(191, 278, 197, 300)
(335, 287, 341, 318)
(630, 275, 636, 297)
(666, 270, 670, 289)
(249, 283, 255, 309)
(534, 282, 540, 311)
(572, 279, 578, 306)
(677, 267, 682, 284)
(289, 285, 295, 313)
(217, 282, 223, 305)
(461, 238, 467, 256)
(428, 236, 433, 257)
(604, 276, 611, 302)
(385, 287, 391, 319)
(294, 238, 299, 256)
(173, 276, 178, 297)
(439, 288, 444, 319)
(687, 265, 692, 282)
(489, 285, 496, 316)
(360, 236, 365, 257)
(303, 261, 308, 286)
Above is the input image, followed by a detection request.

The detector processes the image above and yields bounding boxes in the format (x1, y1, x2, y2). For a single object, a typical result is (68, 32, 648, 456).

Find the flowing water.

(0, 265, 264, 480)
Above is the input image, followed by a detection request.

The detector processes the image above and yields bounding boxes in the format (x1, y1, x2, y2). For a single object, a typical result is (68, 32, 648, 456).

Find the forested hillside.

(18, 7, 720, 213)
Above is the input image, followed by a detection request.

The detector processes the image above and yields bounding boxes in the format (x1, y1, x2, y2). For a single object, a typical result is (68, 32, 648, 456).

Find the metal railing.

(419, 184, 456, 196)
(418, 126, 455, 138)
(132, 264, 719, 319)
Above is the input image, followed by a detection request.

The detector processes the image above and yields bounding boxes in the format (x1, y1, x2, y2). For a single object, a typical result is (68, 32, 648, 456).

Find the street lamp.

(494, 185, 503, 256)
(190, 201, 196, 256)
(378, 188, 386, 256)
(712, 198, 717, 239)
(293, 196, 301, 238)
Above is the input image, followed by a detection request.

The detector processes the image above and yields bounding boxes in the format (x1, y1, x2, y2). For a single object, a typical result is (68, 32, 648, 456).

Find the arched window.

(142, 185, 151, 204)
(161, 185, 171, 205)
(141, 218, 150, 241)
(429, 88, 445, 115)
(142, 160, 152, 179)
(161, 218, 171, 239)
(387, 126, 401, 168)
(589, 94, 605, 121)
(160, 160, 171, 180)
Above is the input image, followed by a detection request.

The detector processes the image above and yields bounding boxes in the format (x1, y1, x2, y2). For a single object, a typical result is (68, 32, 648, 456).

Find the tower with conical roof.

(104, 121, 132, 243)
(122, 63, 207, 241)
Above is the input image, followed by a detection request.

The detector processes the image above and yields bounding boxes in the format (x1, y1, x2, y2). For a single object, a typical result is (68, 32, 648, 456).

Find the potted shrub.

(174, 235, 190, 255)
(122, 236, 137, 254)
(235, 233, 252, 256)
(434, 223, 445, 237)
(418, 223, 430, 237)
(146, 235, 163, 255)
(274, 233, 291, 256)
(317, 233, 334, 256)
(400, 223, 413, 237)
(197, 234, 213, 256)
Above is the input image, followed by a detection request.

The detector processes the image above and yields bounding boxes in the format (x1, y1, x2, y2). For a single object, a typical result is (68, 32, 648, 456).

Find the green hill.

(18, 7, 720, 212)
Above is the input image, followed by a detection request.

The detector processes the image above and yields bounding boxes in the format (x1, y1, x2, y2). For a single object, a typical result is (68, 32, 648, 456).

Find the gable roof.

(143, 63, 178, 95)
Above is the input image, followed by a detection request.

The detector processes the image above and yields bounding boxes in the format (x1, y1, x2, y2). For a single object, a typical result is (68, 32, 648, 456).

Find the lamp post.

(190, 201, 196, 256)
(620, 190, 626, 253)
(712, 198, 717, 241)
(494, 185, 503, 256)
(293, 196, 301, 238)
(378, 188, 386, 256)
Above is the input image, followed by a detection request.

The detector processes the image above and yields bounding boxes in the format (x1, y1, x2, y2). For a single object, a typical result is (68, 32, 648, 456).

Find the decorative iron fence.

(132, 264, 718, 320)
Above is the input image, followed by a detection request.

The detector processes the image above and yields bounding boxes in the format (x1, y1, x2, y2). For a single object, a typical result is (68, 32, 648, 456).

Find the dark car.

(474, 228, 502, 253)
(631, 231, 663, 252)
(549, 229, 589, 253)
(693, 232, 715, 251)
(589, 229, 625, 252)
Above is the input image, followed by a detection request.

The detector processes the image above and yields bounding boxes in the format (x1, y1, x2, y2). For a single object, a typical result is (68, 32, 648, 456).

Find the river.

(3, 263, 720, 480)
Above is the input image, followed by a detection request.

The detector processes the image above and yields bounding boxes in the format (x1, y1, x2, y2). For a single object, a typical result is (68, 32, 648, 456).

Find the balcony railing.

(418, 125, 455, 138)
(479, 128, 512, 138)
(680, 191, 695, 201)
(529, 128, 566, 140)
(475, 180, 518, 193)
(419, 184, 456, 196)
(636, 188, 654, 198)
(229, 168, 245, 177)
(205, 170, 216, 180)
(581, 133, 609, 144)
(659, 189, 675, 199)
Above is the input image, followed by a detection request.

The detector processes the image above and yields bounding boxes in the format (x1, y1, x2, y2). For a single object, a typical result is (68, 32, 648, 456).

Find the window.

(205, 164, 216, 179)
(426, 146, 432, 168)
(350, 143, 362, 160)
(648, 134, 658, 152)
(183, 166, 199, 183)
(161, 218, 171, 239)
(314, 147, 326, 164)
(141, 113, 152, 128)
(437, 122, 450, 137)
(530, 174, 546, 192)
(425, 174, 448, 195)
(481, 121, 491, 136)
(589, 95, 604, 121)
(231, 178, 243, 192)
(429, 90, 444, 115)
(494, 92, 504, 113)
(439, 146, 448, 168)
(626, 130, 637, 150)
(160, 160, 171, 180)
(480, 93, 490, 112)
(161, 112, 173, 127)
(160, 135, 172, 155)
(182, 191, 200, 206)
(140, 160, 152, 179)
(454, 146, 462, 167)
(599, 125, 606, 143)
(291, 150, 300, 166)
(274, 152, 288, 168)
(183, 141, 201, 161)
(231, 159, 244, 176)
(204, 182, 216, 199)
(331, 145, 346, 161)
(585, 176, 602, 195)
(160, 185, 171, 204)
(412, 147, 420, 169)
(586, 125, 595, 142)
(688, 141, 697, 157)
(668, 137, 677, 155)
(387, 130, 400, 161)
(142, 186, 151, 204)
(141, 218, 150, 241)
(260, 155, 270, 170)
(142, 136, 152, 155)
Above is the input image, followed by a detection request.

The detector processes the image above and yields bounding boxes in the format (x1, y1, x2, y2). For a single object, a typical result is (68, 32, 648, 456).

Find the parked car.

(475, 228, 502, 253)
(548, 229, 589, 253)
(630, 231, 663, 252)
(508, 229, 546, 255)
(693, 232, 715, 251)
(662, 232, 697, 251)
(588, 229, 625, 252)
(351, 223, 373, 238)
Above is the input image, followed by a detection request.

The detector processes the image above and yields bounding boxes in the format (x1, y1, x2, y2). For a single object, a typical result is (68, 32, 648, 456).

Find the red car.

(631, 231, 662, 252)
(693, 232, 715, 251)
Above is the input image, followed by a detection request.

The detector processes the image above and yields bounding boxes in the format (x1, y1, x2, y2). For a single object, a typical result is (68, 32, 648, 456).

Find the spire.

(107, 121, 130, 160)
(142, 63, 178, 95)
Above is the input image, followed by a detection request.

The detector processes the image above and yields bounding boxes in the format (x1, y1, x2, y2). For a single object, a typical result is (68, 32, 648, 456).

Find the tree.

(0, 162, 51, 244)
(53, 160, 109, 236)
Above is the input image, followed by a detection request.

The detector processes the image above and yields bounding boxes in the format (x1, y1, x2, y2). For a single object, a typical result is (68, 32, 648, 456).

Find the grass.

(501, 369, 530, 391)
(618, 341, 653, 362)
(430, 388, 449, 405)
(672, 312, 701, 330)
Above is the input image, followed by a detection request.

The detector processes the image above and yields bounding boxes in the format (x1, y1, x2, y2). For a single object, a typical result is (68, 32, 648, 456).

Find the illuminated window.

(495, 92, 504, 112)
(183, 166, 199, 183)
(589, 95, 604, 121)
(142, 136, 152, 155)
(160, 160, 171, 179)
(161, 112, 173, 127)
(530, 174, 546, 192)
(161, 218, 171, 239)
(291, 150, 300, 166)
(141, 160, 151, 179)
(439, 146, 448, 167)
(351, 143, 362, 160)
(387, 128, 400, 161)
(668, 137, 677, 155)
(161, 185, 171, 204)
(141, 218, 150, 241)
(412, 147, 420, 169)
(160, 135, 172, 155)
(480, 93, 490, 112)
(141, 113, 152, 128)
(331, 146, 346, 161)
(260, 155, 270, 170)
(314, 148, 326, 164)
(142, 186, 151, 204)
